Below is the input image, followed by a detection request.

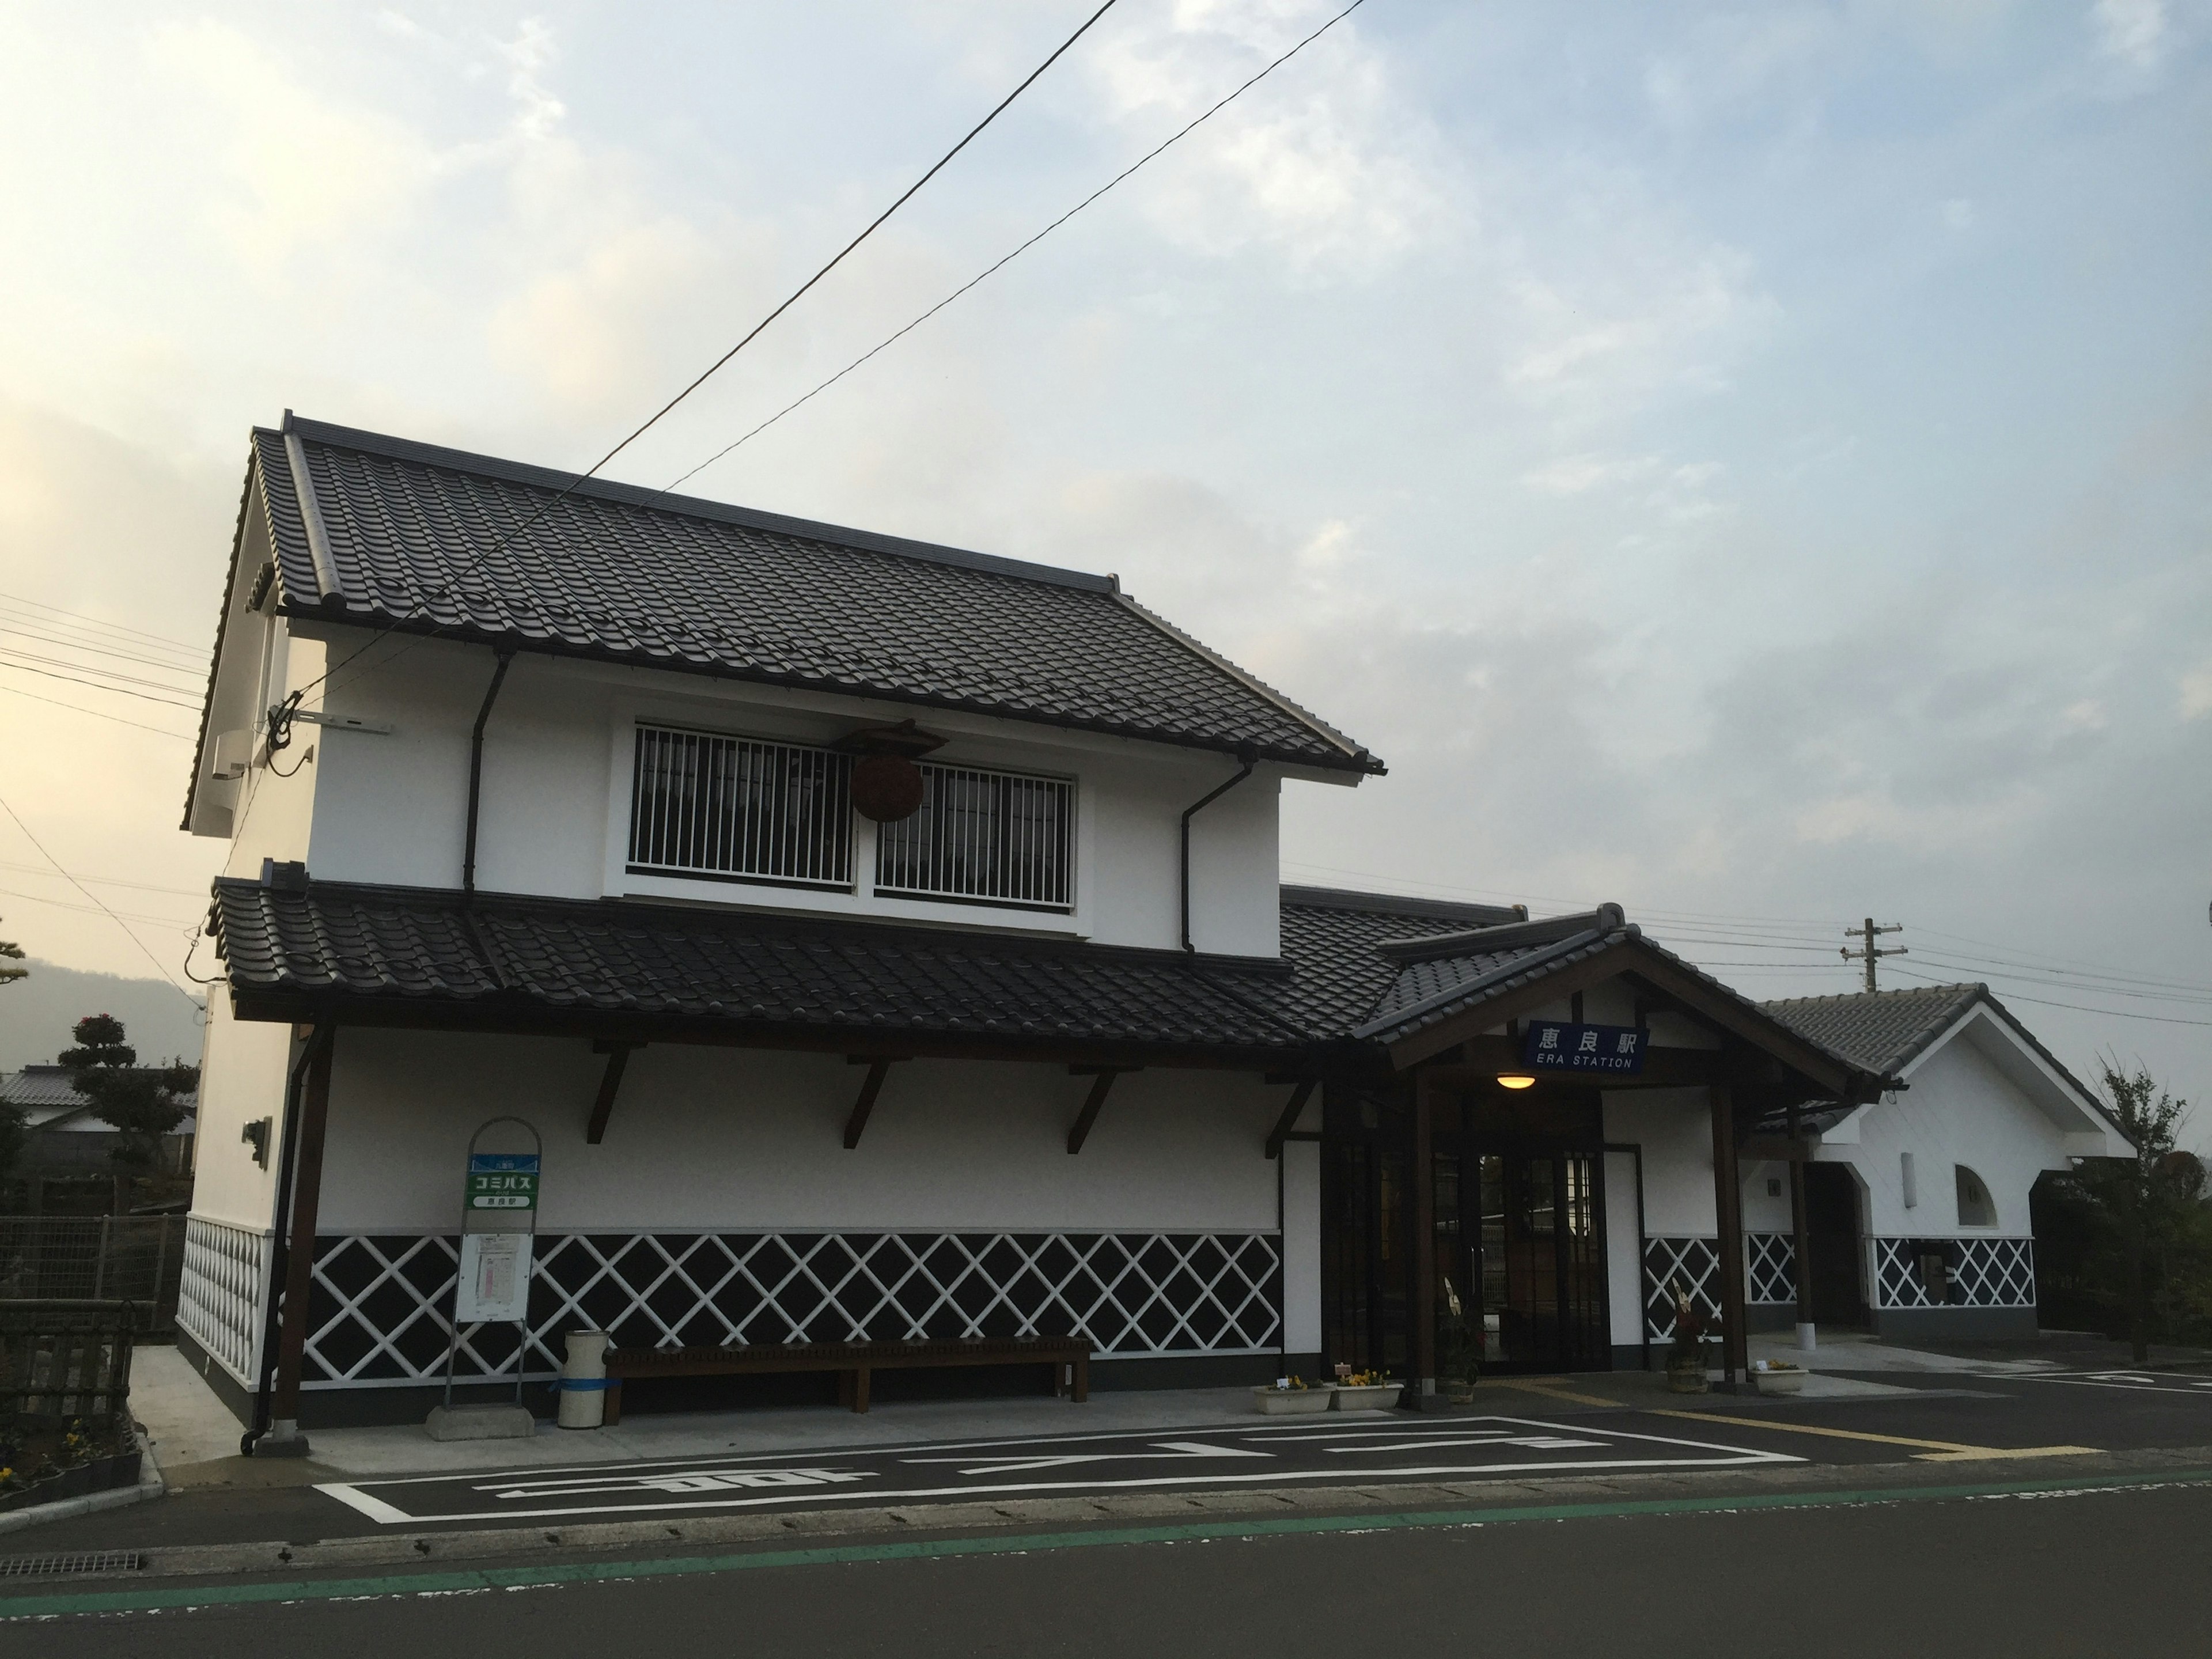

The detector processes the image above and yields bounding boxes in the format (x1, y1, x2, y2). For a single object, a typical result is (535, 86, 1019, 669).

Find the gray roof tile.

(247, 419, 1379, 774)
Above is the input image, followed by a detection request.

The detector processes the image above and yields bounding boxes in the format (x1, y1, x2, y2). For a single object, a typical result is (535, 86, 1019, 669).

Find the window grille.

(628, 725, 853, 889)
(876, 762, 1074, 911)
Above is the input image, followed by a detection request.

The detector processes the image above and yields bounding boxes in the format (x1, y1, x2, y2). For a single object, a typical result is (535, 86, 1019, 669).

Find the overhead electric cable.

(0, 682, 195, 740)
(0, 647, 202, 695)
(0, 590, 203, 654)
(0, 859, 208, 897)
(301, 0, 1122, 706)
(667, 0, 1373, 491)
(0, 660, 206, 711)
(0, 792, 203, 1006)
(1884, 963, 2212, 1029)
(0, 623, 204, 672)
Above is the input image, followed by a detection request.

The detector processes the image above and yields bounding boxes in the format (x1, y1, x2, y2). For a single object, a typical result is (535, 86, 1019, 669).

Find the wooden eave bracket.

(586, 1040, 642, 1145)
(1066, 1065, 1139, 1155)
(843, 1056, 907, 1150)
(1264, 1079, 1318, 1159)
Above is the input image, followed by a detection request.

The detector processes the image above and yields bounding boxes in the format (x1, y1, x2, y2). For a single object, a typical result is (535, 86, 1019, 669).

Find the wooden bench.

(600, 1336, 1089, 1424)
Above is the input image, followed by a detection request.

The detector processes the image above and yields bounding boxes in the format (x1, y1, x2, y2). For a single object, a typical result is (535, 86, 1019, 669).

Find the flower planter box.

(1332, 1384, 1400, 1412)
(1252, 1385, 1333, 1415)
(1751, 1365, 1806, 1397)
(1666, 1362, 1709, 1395)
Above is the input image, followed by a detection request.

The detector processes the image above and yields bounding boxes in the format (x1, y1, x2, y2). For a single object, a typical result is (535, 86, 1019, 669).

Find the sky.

(0, 1, 2205, 1138)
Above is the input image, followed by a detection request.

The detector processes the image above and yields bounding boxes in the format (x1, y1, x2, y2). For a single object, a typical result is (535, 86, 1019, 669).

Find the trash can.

(558, 1329, 612, 1429)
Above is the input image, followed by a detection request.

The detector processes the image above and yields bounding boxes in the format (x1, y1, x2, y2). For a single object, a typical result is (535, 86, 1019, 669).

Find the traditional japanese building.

(170, 416, 2123, 1444)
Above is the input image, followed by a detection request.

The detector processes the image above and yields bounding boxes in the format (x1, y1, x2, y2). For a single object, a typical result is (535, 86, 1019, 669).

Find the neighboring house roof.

(1759, 982, 2126, 1147)
(1759, 983, 1988, 1077)
(209, 878, 1309, 1063)
(0, 1065, 199, 1130)
(188, 416, 1378, 825)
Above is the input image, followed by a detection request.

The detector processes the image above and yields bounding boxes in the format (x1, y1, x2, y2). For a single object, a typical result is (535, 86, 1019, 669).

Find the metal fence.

(0, 1218, 187, 1332)
(0, 1300, 138, 1423)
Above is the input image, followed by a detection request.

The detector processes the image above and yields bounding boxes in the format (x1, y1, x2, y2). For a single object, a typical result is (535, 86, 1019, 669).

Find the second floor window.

(876, 762, 1074, 911)
(628, 724, 853, 889)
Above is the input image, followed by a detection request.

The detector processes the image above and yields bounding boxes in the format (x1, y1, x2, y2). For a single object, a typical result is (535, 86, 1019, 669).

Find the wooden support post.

(1264, 1079, 1318, 1159)
(1066, 1069, 1120, 1155)
(270, 1032, 336, 1440)
(1710, 1082, 1749, 1388)
(843, 1058, 896, 1150)
(585, 1042, 638, 1145)
(1413, 1071, 1437, 1399)
(1788, 1104, 1815, 1349)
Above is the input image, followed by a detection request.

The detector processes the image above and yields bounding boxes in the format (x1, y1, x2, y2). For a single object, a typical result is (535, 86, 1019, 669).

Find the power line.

(301, 0, 1123, 710)
(0, 885, 201, 929)
(0, 859, 209, 898)
(1885, 963, 2212, 1030)
(668, 0, 1374, 493)
(0, 682, 195, 740)
(0, 623, 204, 674)
(0, 647, 202, 696)
(0, 590, 204, 654)
(0, 660, 206, 711)
(0, 793, 203, 1007)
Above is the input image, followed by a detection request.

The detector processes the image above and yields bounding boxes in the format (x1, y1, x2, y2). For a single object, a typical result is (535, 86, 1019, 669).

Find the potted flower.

(1665, 1280, 1710, 1394)
(1751, 1359, 1806, 1396)
(1331, 1368, 1399, 1411)
(1251, 1375, 1332, 1415)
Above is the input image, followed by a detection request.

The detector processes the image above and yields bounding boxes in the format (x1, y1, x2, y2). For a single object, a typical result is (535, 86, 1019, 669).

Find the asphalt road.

(14, 1466, 2212, 1656)
(17, 1361, 2212, 1552)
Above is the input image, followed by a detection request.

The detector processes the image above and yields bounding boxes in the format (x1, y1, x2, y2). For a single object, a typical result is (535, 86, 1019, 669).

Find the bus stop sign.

(467, 1152, 540, 1212)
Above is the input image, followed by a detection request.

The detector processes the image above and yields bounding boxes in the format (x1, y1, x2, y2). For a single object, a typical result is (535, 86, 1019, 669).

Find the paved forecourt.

(315, 1414, 1800, 1526)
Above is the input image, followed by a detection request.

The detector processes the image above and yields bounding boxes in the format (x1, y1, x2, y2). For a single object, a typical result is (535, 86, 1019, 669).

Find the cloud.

(1522, 454, 1661, 495)
(1084, 1, 1452, 278)
(2092, 0, 2170, 70)
(2181, 663, 2212, 719)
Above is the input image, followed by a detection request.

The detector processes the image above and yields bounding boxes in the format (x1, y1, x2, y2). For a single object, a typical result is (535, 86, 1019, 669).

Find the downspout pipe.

(241, 1021, 329, 1457)
(1180, 749, 1257, 955)
(462, 648, 516, 900)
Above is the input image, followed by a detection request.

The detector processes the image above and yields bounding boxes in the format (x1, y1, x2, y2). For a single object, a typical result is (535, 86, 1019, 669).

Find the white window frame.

(874, 759, 1077, 914)
(624, 721, 855, 893)
(603, 696, 1093, 939)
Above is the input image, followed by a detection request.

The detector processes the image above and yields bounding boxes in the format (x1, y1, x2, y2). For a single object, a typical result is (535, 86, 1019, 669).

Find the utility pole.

(1842, 918, 1906, 993)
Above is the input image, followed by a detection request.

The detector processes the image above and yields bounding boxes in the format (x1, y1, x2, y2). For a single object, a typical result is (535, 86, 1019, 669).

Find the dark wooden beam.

(1711, 1083, 1749, 1387)
(1066, 1070, 1120, 1155)
(843, 1058, 899, 1150)
(1412, 1070, 1437, 1393)
(585, 1041, 639, 1145)
(1264, 1079, 1318, 1159)
(270, 1029, 336, 1435)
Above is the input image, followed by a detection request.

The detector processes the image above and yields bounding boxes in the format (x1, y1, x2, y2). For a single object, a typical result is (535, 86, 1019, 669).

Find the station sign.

(467, 1151, 540, 1211)
(1522, 1020, 1647, 1076)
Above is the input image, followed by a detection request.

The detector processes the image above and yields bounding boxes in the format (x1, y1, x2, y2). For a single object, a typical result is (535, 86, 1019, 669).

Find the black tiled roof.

(1759, 983, 1984, 1076)
(245, 418, 1377, 774)
(210, 879, 1309, 1058)
(1272, 888, 1524, 1033)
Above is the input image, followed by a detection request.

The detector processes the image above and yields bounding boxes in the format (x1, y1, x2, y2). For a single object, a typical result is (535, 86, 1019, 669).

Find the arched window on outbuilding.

(1955, 1165, 1997, 1229)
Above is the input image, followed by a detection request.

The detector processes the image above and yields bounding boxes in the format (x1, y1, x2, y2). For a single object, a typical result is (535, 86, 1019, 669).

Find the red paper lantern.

(851, 752, 925, 822)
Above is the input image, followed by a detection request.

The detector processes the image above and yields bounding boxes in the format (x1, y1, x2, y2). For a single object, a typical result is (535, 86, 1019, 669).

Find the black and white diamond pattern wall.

(300, 1228, 1285, 1388)
(1871, 1236, 2035, 1309)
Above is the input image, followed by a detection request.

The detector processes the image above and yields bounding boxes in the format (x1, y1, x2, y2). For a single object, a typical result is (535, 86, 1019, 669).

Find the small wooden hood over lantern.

(836, 719, 946, 823)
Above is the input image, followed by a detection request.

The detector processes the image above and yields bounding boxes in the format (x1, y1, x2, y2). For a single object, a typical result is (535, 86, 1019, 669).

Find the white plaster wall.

(1821, 1039, 2073, 1236)
(1281, 1141, 1322, 1354)
(1602, 1089, 1716, 1235)
(1740, 1162, 1794, 1232)
(1602, 1147, 1643, 1345)
(312, 1030, 1287, 1234)
(187, 990, 293, 1231)
(279, 632, 1291, 956)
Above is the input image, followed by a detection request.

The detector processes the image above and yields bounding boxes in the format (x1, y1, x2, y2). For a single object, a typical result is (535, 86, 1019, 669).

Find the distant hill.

(0, 961, 206, 1072)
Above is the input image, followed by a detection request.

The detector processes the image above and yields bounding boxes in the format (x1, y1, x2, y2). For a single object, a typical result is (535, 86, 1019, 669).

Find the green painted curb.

(8, 1466, 2211, 1620)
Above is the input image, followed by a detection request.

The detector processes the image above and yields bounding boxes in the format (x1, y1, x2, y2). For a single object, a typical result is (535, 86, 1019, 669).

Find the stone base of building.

(1870, 1305, 2040, 1342)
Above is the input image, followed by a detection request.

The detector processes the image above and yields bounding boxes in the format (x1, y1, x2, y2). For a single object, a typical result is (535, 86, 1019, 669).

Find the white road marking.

(902, 1440, 1270, 1475)
(312, 1416, 1801, 1526)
